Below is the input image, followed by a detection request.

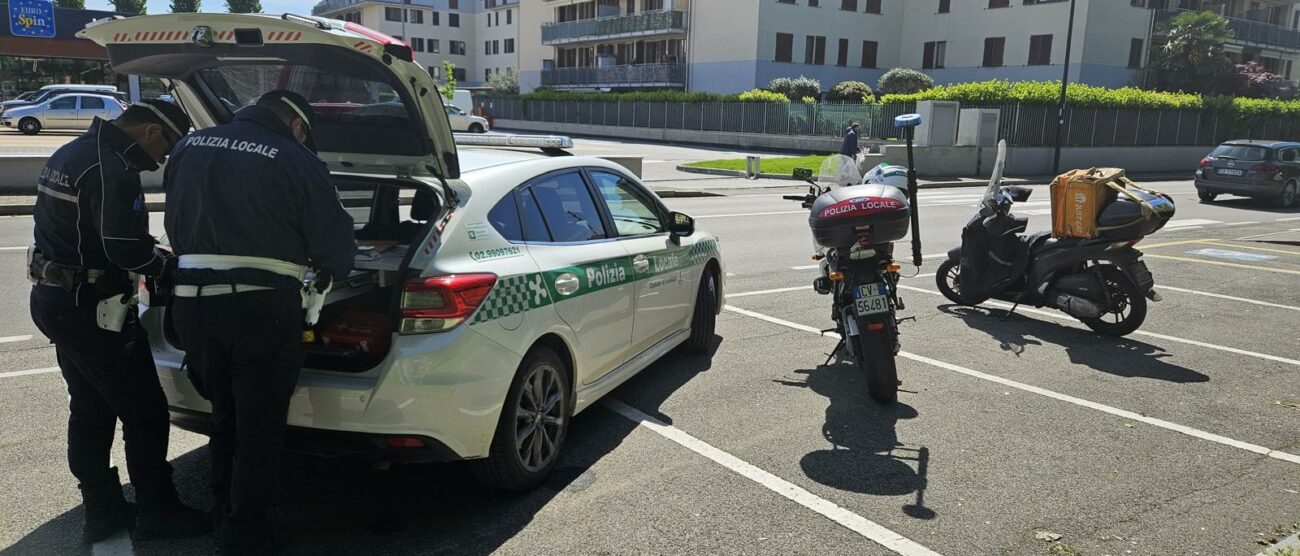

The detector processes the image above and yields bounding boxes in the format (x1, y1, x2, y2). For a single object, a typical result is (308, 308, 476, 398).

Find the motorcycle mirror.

(792, 167, 813, 181)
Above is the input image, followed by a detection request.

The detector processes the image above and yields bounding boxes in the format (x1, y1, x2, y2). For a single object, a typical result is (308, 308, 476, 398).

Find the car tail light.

(399, 274, 496, 334)
(1255, 163, 1280, 175)
(1197, 157, 1211, 168)
(383, 437, 426, 449)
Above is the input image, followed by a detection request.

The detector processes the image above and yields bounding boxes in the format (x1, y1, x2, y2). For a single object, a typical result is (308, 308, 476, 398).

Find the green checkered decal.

(469, 238, 719, 325)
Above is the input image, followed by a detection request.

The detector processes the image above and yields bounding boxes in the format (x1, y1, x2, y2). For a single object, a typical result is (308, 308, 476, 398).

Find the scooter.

(935, 142, 1171, 337)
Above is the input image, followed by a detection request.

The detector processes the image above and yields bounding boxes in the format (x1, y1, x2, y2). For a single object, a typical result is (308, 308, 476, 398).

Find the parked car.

(82, 13, 724, 490)
(1194, 140, 1300, 208)
(0, 84, 123, 114)
(0, 93, 125, 135)
(445, 103, 490, 133)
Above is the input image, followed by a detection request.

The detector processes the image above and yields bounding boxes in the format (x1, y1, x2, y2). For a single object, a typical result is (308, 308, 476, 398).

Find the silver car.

(0, 94, 125, 135)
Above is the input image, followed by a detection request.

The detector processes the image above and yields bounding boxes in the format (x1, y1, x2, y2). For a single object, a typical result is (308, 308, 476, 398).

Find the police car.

(81, 14, 724, 490)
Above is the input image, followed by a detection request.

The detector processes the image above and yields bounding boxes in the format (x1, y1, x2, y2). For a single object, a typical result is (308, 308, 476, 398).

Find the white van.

(450, 89, 473, 114)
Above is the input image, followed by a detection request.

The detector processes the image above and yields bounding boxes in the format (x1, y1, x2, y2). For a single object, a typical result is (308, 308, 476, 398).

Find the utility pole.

(1052, 0, 1077, 177)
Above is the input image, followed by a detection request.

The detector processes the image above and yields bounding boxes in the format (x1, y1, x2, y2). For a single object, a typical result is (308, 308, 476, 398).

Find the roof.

(1222, 140, 1300, 148)
(457, 148, 546, 173)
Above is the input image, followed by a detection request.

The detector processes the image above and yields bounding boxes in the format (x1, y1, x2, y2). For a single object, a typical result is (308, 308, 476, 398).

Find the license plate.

(1216, 168, 1245, 177)
(852, 283, 890, 316)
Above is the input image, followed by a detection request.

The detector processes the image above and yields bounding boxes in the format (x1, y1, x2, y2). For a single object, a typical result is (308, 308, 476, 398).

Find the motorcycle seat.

(1029, 234, 1080, 256)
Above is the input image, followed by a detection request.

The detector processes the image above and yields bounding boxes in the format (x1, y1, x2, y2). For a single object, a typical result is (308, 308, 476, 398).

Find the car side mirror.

(669, 211, 695, 238)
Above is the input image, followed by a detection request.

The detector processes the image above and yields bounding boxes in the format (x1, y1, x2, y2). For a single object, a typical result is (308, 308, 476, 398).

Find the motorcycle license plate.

(853, 283, 890, 316)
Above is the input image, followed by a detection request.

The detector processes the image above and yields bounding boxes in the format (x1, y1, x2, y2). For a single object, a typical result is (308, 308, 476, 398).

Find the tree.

(768, 76, 821, 102)
(1151, 11, 1236, 95)
(826, 80, 875, 103)
(877, 68, 933, 95)
(487, 67, 519, 95)
(441, 60, 457, 100)
(55, 0, 86, 9)
(110, 0, 146, 14)
(225, 0, 261, 13)
(170, 0, 201, 12)
(1234, 61, 1282, 98)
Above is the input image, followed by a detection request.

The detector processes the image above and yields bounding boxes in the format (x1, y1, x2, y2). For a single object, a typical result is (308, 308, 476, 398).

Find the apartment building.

(312, 0, 522, 87)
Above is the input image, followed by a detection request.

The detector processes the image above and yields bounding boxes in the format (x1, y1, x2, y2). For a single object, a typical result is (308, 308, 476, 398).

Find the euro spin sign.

(9, 0, 56, 39)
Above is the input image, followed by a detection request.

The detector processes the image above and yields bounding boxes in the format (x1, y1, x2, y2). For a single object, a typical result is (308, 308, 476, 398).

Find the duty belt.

(28, 248, 125, 289)
(172, 284, 274, 297)
(177, 254, 307, 280)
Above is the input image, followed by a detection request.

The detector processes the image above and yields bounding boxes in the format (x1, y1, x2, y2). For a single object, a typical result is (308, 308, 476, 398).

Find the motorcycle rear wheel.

(1080, 265, 1147, 337)
(856, 328, 899, 405)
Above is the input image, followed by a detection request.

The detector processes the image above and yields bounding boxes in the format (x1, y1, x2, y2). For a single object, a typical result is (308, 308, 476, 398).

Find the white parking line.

(1165, 219, 1222, 229)
(790, 264, 820, 270)
(694, 210, 806, 219)
(1219, 221, 1260, 227)
(1275, 216, 1300, 222)
(91, 531, 134, 556)
(1160, 285, 1300, 312)
(0, 246, 27, 251)
(0, 366, 59, 379)
(790, 254, 946, 271)
(604, 399, 942, 556)
(728, 286, 808, 298)
(0, 335, 33, 343)
(721, 306, 1300, 466)
(896, 285, 1300, 368)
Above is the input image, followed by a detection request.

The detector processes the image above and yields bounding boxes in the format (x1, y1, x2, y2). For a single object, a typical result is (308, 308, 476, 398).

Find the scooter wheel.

(1080, 265, 1147, 337)
(936, 259, 984, 305)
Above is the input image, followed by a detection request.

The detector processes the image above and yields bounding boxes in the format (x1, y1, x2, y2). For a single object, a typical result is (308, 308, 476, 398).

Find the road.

(1, 155, 1298, 555)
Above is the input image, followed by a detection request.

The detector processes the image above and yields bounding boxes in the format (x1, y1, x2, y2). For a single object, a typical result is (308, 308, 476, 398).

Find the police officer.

(28, 100, 212, 544)
(163, 90, 355, 554)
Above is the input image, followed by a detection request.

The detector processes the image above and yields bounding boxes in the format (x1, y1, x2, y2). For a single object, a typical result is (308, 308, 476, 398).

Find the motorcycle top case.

(1097, 187, 1175, 239)
(808, 184, 911, 248)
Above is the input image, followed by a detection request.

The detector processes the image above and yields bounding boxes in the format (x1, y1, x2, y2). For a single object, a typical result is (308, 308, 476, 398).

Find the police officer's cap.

(125, 99, 192, 141)
(257, 90, 317, 152)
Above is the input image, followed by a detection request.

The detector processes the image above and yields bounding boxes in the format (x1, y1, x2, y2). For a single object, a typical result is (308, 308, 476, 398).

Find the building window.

(453, 67, 466, 81)
(1028, 34, 1053, 65)
(644, 0, 664, 9)
(451, 40, 466, 55)
(409, 9, 423, 24)
(485, 40, 491, 54)
(486, 13, 491, 27)
(840, 0, 856, 10)
(486, 69, 492, 81)
(411, 37, 424, 52)
(836, 38, 849, 66)
(989, 0, 1009, 7)
(775, 32, 794, 62)
(385, 7, 402, 21)
(507, 9, 512, 24)
(1130, 0, 1145, 5)
(1128, 38, 1144, 68)
(428, 66, 440, 78)
(449, 0, 458, 8)
(776, 0, 795, 4)
(430, 38, 440, 53)
(1287, 60, 1294, 80)
(809, 0, 819, 6)
(860, 40, 878, 68)
(449, 13, 460, 27)
(864, 0, 880, 13)
(493, 40, 500, 54)
(505, 38, 515, 53)
(495, 11, 500, 25)
(431, 11, 440, 25)
(938, 0, 950, 13)
(922, 41, 946, 69)
(804, 35, 826, 65)
(982, 37, 1005, 67)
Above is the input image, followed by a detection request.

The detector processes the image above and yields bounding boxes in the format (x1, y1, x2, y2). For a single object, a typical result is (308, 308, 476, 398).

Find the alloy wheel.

(514, 363, 565, 472)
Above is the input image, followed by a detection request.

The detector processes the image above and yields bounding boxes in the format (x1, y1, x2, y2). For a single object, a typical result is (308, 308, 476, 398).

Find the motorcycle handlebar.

(782, 195, 807, 202)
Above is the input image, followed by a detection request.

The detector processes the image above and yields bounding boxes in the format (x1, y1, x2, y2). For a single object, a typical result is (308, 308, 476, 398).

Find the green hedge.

(520, 89, 747, 103)
(878, 79, 1300, 115)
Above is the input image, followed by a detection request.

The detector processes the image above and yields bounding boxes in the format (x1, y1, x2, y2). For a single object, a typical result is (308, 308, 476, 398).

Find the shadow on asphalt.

(774, 360, 936, 521)
(2, 336, 724, 556)
(939, 305, 1209, 383)
(1198, 196, 1300, 214)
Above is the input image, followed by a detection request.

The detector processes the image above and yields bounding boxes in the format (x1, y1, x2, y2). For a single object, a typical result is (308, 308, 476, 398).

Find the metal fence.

(541, 10, 686, 44)
(474, 96, 1300, 147)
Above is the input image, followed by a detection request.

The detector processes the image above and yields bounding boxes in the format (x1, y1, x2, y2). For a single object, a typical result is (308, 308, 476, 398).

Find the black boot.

(78, 468, 135, 544)
(133, 494, 213, 541)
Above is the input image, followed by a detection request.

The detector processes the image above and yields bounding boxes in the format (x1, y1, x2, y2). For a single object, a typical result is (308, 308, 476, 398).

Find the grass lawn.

(683, 154, 834, 176)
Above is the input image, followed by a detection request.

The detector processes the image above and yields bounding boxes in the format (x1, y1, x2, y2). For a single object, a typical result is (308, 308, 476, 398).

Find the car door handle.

(554, 273, 580, 296)
(632, 255, 650, 273)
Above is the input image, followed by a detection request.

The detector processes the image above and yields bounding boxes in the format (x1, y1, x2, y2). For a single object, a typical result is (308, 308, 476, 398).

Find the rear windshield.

(1210, 144, 1269, 161)
(195, 64, 424, 156)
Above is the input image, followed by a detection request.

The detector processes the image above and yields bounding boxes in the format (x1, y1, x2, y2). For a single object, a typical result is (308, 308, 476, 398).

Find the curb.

(652, 189, 724, 198)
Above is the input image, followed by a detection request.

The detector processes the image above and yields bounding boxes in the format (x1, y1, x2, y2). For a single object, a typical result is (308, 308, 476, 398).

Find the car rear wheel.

(19, 118, 40, 135)
(683, 269, 718, 353)
(469, 123, 485, 133)
(1277, 180, 1297, 208)
(1197, 190, 1218, 203)
(473, 346, 570, 491)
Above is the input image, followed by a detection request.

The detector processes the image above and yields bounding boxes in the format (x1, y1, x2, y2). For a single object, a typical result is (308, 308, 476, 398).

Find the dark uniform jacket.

(163, 106, 356, 290)
(840, 127, 860, 157)
(33, 118, 163, 279)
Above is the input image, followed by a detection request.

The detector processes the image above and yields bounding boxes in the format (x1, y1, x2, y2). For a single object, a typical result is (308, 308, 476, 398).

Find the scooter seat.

(1029, 234, 1080, 256)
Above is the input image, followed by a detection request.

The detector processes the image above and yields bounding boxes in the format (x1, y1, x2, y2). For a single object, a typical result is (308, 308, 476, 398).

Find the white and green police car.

(84, 13, 724, 490)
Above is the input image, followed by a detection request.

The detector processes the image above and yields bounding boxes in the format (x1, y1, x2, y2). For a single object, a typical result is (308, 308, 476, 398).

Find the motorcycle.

(935, 141, 1173, 337)
(784, 114, 925, 404)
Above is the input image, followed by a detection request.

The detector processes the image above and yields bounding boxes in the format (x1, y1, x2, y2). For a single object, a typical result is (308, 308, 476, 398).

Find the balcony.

(1156, 8, 1300, 52)
(541, 63, 686, 88)
(541, 11, 686, 46)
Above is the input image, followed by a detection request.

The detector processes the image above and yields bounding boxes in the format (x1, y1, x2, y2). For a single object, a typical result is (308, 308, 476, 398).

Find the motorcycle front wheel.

(1080, 265, 1147, 337)
(855, 326, 899, 405)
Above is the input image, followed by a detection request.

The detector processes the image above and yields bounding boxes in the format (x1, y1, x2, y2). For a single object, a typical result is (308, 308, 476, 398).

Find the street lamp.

(1052, 0, 1078, 177)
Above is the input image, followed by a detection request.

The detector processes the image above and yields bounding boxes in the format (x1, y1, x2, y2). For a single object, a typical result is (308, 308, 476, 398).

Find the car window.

(81, 97, 105, 110)
(1280, 148, 1298, 163)
(1209, 144, 1268, 161)
(518, 188, 553, 242)
(488, 191, 524, 242)
(49, 97, 77, 110)
(588, 170, 665, 236)
(527, 172, 607, 242)
(445, 105, 463, 115)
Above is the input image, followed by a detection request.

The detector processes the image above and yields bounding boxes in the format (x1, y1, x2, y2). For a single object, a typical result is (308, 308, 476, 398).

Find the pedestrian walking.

(840, 122, 862, 159)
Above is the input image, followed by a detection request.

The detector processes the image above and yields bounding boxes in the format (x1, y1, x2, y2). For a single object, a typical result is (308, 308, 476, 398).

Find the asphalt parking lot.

(1, 139, 1298, 555)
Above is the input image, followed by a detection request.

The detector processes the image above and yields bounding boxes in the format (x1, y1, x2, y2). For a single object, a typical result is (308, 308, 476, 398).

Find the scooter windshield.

(817, 154, 860, 189)
(981, 140, 1008, 207)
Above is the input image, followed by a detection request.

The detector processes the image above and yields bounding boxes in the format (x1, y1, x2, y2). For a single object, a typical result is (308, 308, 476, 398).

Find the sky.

(84, 0, 317, 15)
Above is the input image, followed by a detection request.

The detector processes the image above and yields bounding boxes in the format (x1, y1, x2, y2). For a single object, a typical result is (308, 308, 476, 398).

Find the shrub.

(800, 95, 817, 104)
(878, 79, 1202, 109)
(737, 89, 790, 103)
(487, 67, 520, 95)
(877, 68, 934, 95)
(769, 76, 822, 101)
(826, 80, 874, 103)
